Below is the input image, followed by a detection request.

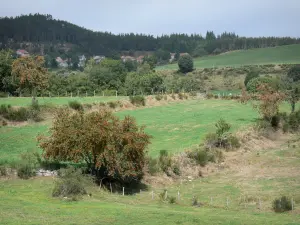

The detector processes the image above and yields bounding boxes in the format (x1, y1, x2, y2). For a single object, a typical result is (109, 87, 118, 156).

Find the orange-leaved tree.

(12, 56, 48, 102)
(240, 84, 285, 121)
(38, 109, 151, 183)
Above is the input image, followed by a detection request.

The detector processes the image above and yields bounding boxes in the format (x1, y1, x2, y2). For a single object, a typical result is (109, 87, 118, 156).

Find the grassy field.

(1, 139, 300, 224)
(157, 44, 300, 70)
(0, 96, 127, 107)
(1, 99, 300, 224)
(0, 99, 259, 163)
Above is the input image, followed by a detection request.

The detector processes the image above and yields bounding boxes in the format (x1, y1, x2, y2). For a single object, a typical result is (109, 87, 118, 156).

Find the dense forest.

(1, 14, 300, 59)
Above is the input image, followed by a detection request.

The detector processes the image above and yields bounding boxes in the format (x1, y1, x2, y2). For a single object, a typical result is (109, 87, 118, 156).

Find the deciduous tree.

(12, 56, 48, 101)
(38, 109, 151, 183)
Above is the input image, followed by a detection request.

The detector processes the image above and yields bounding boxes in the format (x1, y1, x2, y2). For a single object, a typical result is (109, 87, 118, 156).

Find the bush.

(107, 101, 118, 109)
(52, 167, 92, 199)
(0, 119, 7, 127)
(0, 165, 7, 176)
(68, 101, 83, 111)
(155, 95, 163, 101)
(28, 101, 43, 122)
(288, 110, 300, 131)
(17, 163, 36, 179)
(244, 70, 259, 86)
(178, 92, 188, 100)
(171, 94, 176, 100)
(148, 157, 160, 175)
(159, 150, 172, 174)
(178, 54, 194, 73)
(163, 95, 168, 100)
(204, 119, 240, 150)
(188, 148, 209, 167)
(273, 196, 292, 212)
(129, 95, 145, 106)
(206, 93, 214, 99)
(172, 163, 181, 175)
(0, 105, 29, 121)
(168, 196, 176, 204)
(17, 151, 39, 179)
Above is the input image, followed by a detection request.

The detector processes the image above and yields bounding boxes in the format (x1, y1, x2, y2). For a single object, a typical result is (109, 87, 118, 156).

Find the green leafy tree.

(38, 109, 151, 182)
(0, 49, 14, 93)
(178, 54, 194, 73)
(143, 55, 157, 70)
(246, 77, 279, 93)
(244, 70, 259, 86)
(287, 65, 300, 82)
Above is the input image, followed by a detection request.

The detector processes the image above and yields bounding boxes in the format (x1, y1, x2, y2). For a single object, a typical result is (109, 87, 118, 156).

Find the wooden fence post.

(71, 92, 73, 98)
(165, 191, 168, 200)
(122, 187, 124, 196)
(226, 197, 229, 208)
(292, 198, 294, 211)
(116, 91, 118, 97)
(110, 183, 112, 194)
(94, 90, 96, 97)
(152, 191, 154, 200)
(177, 191, 180, 200)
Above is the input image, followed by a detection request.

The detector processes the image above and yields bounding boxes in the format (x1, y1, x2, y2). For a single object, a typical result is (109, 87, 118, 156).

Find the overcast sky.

(1, 0, 300, 37)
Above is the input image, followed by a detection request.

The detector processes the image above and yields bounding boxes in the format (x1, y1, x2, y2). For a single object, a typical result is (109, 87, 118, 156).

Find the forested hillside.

(1, 14, 300, 58)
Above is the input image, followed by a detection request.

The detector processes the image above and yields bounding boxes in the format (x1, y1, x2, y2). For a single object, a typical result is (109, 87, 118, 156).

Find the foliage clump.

(38, 108, 151, 183)
(204, 119, 240, 150)
(272, 196, 293, 213)
(68, 100, 83, 111)
(52, 167, 92, 200)
(178, 54, 194, 73)
(129, 95, 146, 106)
(17, 151, 39, 179)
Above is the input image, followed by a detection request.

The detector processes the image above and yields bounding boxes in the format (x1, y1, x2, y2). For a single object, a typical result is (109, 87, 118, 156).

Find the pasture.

(157, 44, 300, 70)
(0, 99, 259, 163)
(1, 140, 300, 224)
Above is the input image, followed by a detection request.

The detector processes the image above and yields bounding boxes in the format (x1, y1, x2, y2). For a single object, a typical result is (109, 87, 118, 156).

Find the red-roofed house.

(16, 49, 30, 57)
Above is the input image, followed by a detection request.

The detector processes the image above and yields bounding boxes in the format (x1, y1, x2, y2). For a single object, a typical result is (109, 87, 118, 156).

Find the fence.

(100, 180, 297, 212)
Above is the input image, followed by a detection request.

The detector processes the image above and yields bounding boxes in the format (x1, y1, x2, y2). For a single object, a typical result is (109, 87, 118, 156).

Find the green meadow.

(157, 44, 300, 70)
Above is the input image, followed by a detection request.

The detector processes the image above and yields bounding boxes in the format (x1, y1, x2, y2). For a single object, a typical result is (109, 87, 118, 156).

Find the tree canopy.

(38, 109, 151, 182)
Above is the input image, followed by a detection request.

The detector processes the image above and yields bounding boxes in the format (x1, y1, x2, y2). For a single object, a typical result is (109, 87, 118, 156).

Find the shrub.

(189, 148, 209, 167)
(155, 95, 163, 101)
(171, 94, 176, 100)
(28, 101, 43, 122)
(282, 122, 289, 133)
(0, 105, 29, 121)
(68, 101, 83, 111)
(288, 110, 300, 131)
(0, 119, 7, 127)
(0, 165, 7, 176)
(168, 196, 176, 204)
(172, 163, 181, 175)
(148, 157, 160, 175)
(17, 151, 39, 179)
(178, 54, 194, 73)
(159, 189, 168, 201)
(206, 93, 214, 99)
(178, 92, 188, 100)
(99, 102, 106, 107)
(129, 95, 145, 106)
(107, 101, 117, 109)
(84, 103, 92, 109)
(204, 119, 240, 150)
(159, 150, 172, 174)
(244, 70, 259, 86)
(52, 167, 92, 199)
(163, 95, 168, 100)
(271, 115, 280, 129)
(17, 163, 36, 179)
(273, 196, 292, 213)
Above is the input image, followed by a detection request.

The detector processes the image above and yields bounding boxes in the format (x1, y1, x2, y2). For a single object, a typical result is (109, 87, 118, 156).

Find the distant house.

(78, 55, 86, 67)
(121, 56, 136, 62)
(169, 53, 176, 62)
(136, 55, 144, 63)
(93, 55, 105, 64)
(16, 49, 29, 57)
(56, 57, 68, 68)
(180, 53, 188, 57)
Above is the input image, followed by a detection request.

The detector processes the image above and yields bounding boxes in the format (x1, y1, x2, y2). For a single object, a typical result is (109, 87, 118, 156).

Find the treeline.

(1, 14, 300, 57)
(0, 49, 203, 97)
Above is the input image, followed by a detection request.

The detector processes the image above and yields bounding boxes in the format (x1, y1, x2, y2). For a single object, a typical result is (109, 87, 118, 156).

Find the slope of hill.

(157, 44, 300, 70)
(1, 14, 300, 58)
